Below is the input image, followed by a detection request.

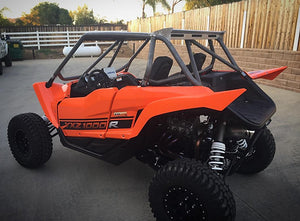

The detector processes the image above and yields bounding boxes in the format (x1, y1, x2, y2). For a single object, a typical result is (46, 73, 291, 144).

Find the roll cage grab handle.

(45, 28, 242, 88)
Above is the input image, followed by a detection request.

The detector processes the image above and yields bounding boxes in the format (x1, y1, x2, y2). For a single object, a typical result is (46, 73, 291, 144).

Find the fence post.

(293, 6, 300, 51)
(67, 29, 70, 47)
(240, 10, 247, 48)
(36, 30, 40, 50)
(206, 15, 210, 46)
(181, 18, 185, 45)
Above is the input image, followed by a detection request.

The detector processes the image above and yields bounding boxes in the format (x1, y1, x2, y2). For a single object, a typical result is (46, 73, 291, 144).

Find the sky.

(0, 0, 186, 22)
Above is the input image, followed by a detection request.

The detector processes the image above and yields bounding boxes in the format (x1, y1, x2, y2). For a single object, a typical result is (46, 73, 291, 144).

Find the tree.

(98, 17, 108, 24)
(20, 11, 40, 25)
(170, 0, 183, 13)
(58, 8, 72, 25)
(185, 0, 242, 10)
(142, 0, 171, 18)
(71, 4, 97, 25)
(19, 2, 72, 25)
(0, 7, 12, 26)
(33, 2, 59, 25)
(14, 18, 25, 26)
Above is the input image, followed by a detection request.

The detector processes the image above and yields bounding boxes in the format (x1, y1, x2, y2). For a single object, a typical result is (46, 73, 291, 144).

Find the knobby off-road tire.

(4, 53, 12, 67)
(149, 158, 236, 221)
(7, 113, 53, 168)
(238, 128, 275, 174)
(0, 62, 3, 75)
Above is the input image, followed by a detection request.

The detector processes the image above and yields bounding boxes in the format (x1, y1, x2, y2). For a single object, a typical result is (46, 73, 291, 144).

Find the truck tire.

(237, 128, 275, 174)
(149, 158, 236, 221)
(7, 113, 53, 168)
(4, 53, 12, 67)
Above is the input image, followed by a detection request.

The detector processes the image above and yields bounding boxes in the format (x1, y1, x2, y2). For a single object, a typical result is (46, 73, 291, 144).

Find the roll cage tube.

(185, 40, 202, 82)
(46, 31, 151, 88)
(46, 39, 120, 88)
(108, 40, 124, 67)
(45, 29, 243, 88)
(148, 37, 242, 86)
(46, 37, 84, 88)
(143, 36, 156, 85)
(119, 39, 150, 72)
(191, 40, 242, 72)
(149, 34, 202, 86)
(84, 40, 120, 75)
(147, 39, 217, 86)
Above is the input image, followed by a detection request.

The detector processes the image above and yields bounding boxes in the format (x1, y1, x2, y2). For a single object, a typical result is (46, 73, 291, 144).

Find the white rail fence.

(1, 30, 113, 50)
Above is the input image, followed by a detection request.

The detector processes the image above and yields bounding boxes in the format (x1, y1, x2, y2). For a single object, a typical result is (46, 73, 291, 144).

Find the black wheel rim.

(163, 186, 207, 220)
(15, 130, 30, 155)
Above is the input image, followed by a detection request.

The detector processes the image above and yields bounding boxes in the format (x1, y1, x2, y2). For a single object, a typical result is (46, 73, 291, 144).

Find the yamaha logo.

(113, 112, 128, 117)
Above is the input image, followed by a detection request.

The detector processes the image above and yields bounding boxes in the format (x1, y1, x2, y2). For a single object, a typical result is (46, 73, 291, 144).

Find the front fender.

(33, 82, 70, 128)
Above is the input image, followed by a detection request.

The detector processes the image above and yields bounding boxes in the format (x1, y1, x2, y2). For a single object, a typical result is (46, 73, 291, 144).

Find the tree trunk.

(142, 2, 146, 18)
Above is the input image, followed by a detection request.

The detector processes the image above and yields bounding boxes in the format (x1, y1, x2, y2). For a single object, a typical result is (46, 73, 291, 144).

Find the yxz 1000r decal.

(60, 117, 134, 130)
(60, 119, 107, 130)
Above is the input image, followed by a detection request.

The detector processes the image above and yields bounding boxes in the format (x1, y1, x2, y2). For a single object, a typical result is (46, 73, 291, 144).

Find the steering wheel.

(87, 69, 112, 89)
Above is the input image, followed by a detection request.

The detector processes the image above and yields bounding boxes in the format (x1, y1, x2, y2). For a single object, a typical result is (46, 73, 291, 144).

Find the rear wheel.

(7, 113, 53, 168)
(238, 127, 275, 174)
(149, 158, 236, 221)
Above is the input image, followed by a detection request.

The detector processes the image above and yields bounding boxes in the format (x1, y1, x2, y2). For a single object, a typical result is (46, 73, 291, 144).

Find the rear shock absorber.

(208, 142, 226, 171)
(208, 121, 226, 171)
(236, 139, 248, 150)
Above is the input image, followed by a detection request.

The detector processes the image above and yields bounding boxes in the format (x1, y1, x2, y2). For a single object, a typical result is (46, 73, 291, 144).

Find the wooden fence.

(128, 0, 300, 51)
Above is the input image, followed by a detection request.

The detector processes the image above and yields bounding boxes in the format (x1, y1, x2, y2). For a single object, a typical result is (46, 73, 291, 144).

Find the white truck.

(0, 36, 12, 75)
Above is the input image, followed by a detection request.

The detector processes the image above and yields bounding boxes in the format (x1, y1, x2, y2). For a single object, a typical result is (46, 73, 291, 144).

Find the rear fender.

(109, 88, 246, 139)
(247, 66, 287, 80)
(33, 82, 70, 128)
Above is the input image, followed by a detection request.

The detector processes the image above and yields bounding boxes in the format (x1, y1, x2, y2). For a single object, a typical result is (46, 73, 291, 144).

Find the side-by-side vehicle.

(8, 28, 286, 221)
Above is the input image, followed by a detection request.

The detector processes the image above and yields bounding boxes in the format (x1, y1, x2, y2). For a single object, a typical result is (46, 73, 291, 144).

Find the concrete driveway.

(0, 58, 299, 221)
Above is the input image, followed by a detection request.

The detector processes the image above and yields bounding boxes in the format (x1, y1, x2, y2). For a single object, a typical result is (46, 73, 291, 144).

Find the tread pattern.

(4, 53, 12, 67)
(7, 113, 53, 168)
(238, 128, 275, 174)
(149, 158, 236, 221)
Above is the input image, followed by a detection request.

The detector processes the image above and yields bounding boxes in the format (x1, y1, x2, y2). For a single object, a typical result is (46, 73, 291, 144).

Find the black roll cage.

(45, 28, 242, 88)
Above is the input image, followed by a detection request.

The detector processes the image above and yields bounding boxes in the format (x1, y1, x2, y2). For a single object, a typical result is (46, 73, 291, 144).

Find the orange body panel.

(33, 82, 70, 128)
(107, 87, 246, 139)
(58, 87, 118, 138)
(247, 66, 287, 80)
(34, 82, 246, 140)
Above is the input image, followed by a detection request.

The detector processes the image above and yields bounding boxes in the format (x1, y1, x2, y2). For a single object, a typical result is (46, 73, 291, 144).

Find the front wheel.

(149, 158, 236, 221)
(238, 127, 275, 174)
(7, 113, 53, 168)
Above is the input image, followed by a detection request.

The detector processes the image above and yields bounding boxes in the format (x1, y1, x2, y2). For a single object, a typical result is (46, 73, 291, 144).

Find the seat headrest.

(150, 56, 173, 80)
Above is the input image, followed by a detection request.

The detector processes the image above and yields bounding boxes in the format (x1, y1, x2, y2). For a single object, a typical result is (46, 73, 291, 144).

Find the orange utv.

(7, 28, 286, 221)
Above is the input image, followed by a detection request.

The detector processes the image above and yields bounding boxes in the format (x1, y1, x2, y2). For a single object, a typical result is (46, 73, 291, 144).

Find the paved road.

(0, 58, 299, 221)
